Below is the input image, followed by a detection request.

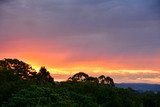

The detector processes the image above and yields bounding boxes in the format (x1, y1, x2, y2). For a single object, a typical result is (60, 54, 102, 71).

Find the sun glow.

(1, 53, 159, 84)
(30, 63, 159, 75)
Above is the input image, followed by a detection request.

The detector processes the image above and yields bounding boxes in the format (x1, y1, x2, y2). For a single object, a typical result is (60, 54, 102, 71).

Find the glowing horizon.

(0, 0, 160, 84)
(1, 56, 160, 84)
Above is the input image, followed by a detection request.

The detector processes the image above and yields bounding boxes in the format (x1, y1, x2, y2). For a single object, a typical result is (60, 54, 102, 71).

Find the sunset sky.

(0, 0, 160, 83)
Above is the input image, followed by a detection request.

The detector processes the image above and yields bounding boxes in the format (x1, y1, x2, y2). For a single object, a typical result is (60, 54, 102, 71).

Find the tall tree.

(37, 67, 54, 83)
(105, 76, 115, 87)
(98, 75, 106, 84)
(98, 75, 115, 86)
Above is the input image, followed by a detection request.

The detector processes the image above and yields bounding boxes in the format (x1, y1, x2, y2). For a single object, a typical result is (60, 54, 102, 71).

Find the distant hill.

(116, 83, 160, 92)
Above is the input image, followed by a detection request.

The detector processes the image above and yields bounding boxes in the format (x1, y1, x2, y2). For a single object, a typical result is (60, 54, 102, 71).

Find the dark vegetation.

(0, 58, 160, 107)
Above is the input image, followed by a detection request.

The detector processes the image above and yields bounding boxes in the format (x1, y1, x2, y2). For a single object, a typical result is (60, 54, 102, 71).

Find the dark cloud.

(0, 0, 10, 3)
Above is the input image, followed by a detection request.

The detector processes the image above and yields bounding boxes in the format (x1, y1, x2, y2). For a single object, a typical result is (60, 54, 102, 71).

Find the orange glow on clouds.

(1, 51, 159, 84)
(1, 38, 160, 84)
(1, 0, 160, 84)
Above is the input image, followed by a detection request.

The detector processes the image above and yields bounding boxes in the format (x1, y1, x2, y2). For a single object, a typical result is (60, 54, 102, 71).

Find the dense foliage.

(0, 59, 160, 107)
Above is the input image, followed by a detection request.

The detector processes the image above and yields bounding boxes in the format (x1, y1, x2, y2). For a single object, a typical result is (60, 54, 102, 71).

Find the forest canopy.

(0, 58, 160, 107)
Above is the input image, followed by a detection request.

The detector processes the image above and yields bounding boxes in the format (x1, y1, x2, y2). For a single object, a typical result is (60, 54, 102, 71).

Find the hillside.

(0, 59, 160, 107)
(116, 83, 160, 92)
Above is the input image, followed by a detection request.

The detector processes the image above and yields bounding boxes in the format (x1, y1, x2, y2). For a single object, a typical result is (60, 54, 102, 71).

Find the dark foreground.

(1, 81, 160, 107)
(0, 59, 160, 107)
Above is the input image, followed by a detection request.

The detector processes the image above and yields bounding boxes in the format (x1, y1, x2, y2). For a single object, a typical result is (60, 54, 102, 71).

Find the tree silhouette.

(68, 72, 89, 82)
(68, 73, 115, 86)
(84, 76, 99, 84)
(98, 75, 115, 86)
(0, 58, 36, 80)
(37, 66, 54, 83)
(105, 76, 115, 87)
(98, 75, 106, 84)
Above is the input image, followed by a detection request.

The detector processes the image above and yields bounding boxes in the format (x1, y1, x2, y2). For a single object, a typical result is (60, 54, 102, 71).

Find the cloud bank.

(0, 0, 160, 83)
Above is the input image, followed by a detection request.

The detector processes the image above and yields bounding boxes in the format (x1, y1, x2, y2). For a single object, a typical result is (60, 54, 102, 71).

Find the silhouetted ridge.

(68, 72, 115, 87)
(0, 58, 160, 107)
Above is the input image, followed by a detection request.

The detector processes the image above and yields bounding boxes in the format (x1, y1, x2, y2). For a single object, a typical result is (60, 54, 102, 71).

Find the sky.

(0, 0, 160, 83)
